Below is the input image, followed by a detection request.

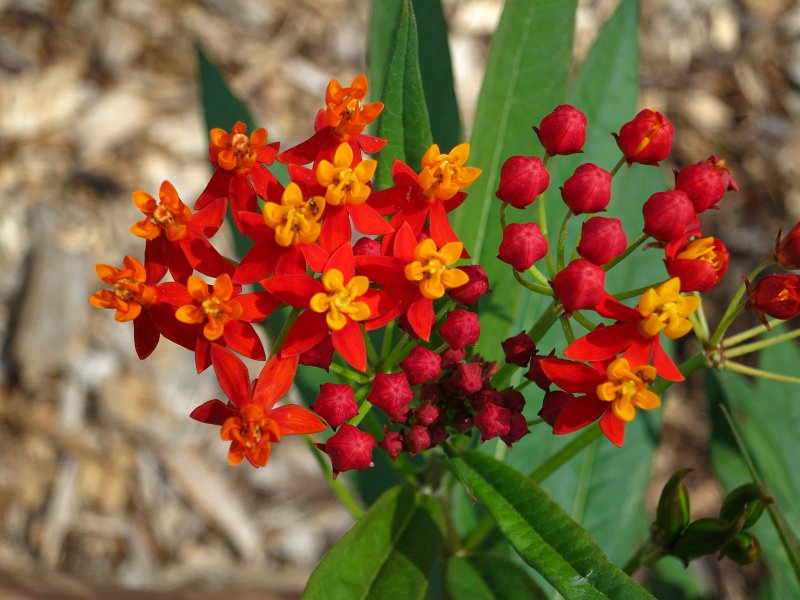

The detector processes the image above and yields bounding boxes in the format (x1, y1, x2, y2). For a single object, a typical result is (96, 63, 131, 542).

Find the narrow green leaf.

(448, 451, 656, 599)
(412, 0, 462, 150)
(367, 0, 403, 106)
(374, 0, 434, 189)
(302, 485, 445, 600)
(450, 0, 578, 360)
(446, 554, 548, 600)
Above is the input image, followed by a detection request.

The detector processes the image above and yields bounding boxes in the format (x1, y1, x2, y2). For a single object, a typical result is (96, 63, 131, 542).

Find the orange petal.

(187, 276, 210, 302)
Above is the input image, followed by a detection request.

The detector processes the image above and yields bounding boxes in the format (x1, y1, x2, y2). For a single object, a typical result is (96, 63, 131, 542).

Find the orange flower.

(175, 274, 243, 341)
(316, 143, 376, 207)
(404, 238, 469, 300)
(417, 143, 482, 201)
(89, 256, 157, 321)
(263, 182, 326, 247)
(130, 180, 192, 242)
(209, 120, 268, 174)
(191, 346, 327, 468)
(323, 74, 384, 139)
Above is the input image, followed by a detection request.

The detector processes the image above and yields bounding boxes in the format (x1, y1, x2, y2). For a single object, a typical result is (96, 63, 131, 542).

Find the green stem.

(512, 269, 554, 295)
(556, 209, 572, 271)
(500, 201, 508, 229)
(559, 314, 575, 344)
(692, 291, 710, 342)
(708, 259, 771, 348)
(527, 265, 551, 287)
(622, 539, 665, 575)
(609, 156, 626, 177)
(724, 327, 800, 359)
(526, 417, 544, 426)
(570, 310, 597, 332)
(537, 189, 557, 278)
(604, 234, 649, 272)
(268, 307, 301, 359)
(364, 330, 379, 366)
(724, 360, 800, 385)
(306, 437, 364, 519)
(613, 279, 667, 301)
(722, 319, 785, 347)
(329, 362, 370, 384)
(380, 319, 396, 361)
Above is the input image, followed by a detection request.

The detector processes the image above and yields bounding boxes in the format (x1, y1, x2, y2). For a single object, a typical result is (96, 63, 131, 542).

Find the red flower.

(190, 346, 326, 468)
(195, 121, 281, 233)
(665, 235, 729, 292)
(746, 274, 800, 323)
(775, 222, 800, 270)
(263, 244, 386, 372)
(539, 356, 661, 447)
(614, 109, 674, 166)
(130, 180, 230, 282)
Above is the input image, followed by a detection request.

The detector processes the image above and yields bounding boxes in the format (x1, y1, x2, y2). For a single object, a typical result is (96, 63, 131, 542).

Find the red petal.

(234, 239, 279, 284)
(165, 238, 193, 283)
(277, 130, 331, 165)
(155, 282, 192, 306)
(652, 340, 684, 381)
(223, 321, 266, 360)
(262, 274, 323, 307)
(280, 311, 329, 357)
(554, 395, 607, 434)
(429, 200, 460, 248)
(195, 338, 212, 373)
(354, 255, 405, 284)
(300, 243, 330, 274)
(539, 357, 604, 393)
(256, 141, 279, 166)
(190, 197, 227, 237)
(356, 133, 387, 154)
(599, 411, 625, 447)
(320, 205, 351, 252)
(149, 303, 196, 350)
(254, 354, 299, 410)
(181, 232, 233, 278)
(133, 313, 160, 359)
(190, 399, 237, 426)
(238, 210, 271, 240)
(195, 169, 229, 210)
(275, 245, 308, 275)
(229, 175, 257, 231)
(333, 319, 367, 372)
(271, 404, 327, 435)
(144, 238, 168, 283)
(238, 291, 280, 322)
(623, 336, 653, 367)
(406, 296, 434, 341)
(211, 345, 252, 408)
(595, 293, 640, 322)
(393, 221, 418, 262)
(325, 243, 355, 280)
(348, 203, 393, 235)
(564, 323, 636, 361)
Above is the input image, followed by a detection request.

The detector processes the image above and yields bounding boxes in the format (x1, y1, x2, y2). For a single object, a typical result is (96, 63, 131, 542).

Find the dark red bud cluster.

(400, 345, 442, 385)
(560, 163, 612, 215)
(439, 308, 481, 349)
(498, 222, 548, 271)
(496, 156, 550, 208)
(368, 372, 414, 423)
(533, 104, 587, 156)
(299, 335, 335, 370)
(578, 217, 627, 265)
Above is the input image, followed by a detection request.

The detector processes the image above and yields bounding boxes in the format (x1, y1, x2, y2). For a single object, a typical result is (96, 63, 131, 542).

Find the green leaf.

(446, 554, 548, 600)
(447, 451, 656, 599)
(374, 0, 434, 189)
(302, 485, 445, 600)
(706, 330, 800, 598)
(367, 0, 403, 107)
(450, 0, 578, 360)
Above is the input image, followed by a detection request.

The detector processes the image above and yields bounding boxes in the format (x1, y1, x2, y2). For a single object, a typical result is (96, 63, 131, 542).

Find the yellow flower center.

(638, 277, 700, 339)
(417, 143, 481, 201)
(221, 405, 282, 467)
(175, 275, 243, 341)
(309, 269, 371, 331)
(596, 358, 660, 422)
(315, 143, 376, 207)
(676, 237, 723, 271)
(209, 121, 267, 173)
(404, 239, 469, 300)
(263, 182, 325, 247)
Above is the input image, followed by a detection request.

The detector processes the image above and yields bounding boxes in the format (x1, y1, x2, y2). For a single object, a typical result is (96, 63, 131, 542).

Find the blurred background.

(0, 0, 798, 597)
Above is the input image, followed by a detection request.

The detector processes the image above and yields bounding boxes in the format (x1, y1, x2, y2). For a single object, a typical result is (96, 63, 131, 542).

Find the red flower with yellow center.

(263, 244, 387, 372)
(564, 278, 699, 381)
(278, 75, 386, 166)
(665, 235, 729, 293)
(539, 355, 662, 446)
(316, 142, 376, 207)
(170, 272, 279, 372)
(130, 180, 230, 283)
(196, 121, 281, 233)
(89, 256, 195, 359)
(263, 182, 326, 248)
(356, 223, 468, 341)
(191, 346, 326, 468)
(372, 143, 481, 251)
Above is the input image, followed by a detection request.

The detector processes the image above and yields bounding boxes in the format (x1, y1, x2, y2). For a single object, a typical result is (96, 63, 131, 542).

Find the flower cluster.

(90, 74, 516, 473)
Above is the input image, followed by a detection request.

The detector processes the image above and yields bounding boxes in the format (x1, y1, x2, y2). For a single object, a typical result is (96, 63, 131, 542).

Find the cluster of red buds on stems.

(91, 73, 800, 484)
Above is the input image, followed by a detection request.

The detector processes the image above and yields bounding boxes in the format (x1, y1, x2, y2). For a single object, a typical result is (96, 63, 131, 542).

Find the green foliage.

(447, 451, 656, 599)
(302, 486, 445, 599)
(446, 554, 548, 600)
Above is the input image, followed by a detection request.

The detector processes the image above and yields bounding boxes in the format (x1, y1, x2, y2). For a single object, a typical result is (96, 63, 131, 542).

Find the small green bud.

(719, 483, 772, 529)
(671, 515, 745, 565)
(721, 532, 761, 565)
(653, 468, 692, 546)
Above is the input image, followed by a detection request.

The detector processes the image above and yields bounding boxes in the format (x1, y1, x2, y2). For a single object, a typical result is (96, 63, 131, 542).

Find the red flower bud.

(501, 412, 530, 446)
(614, 109, 674, 166)
(665, 236, 729, 292)
(500, 388, 526, 412)
(700, 155, 738, 192)
(474, 402, 511, 441)
(496, 156, 550, 208)
(498, 222, 548, 271)
(675, 164, 726, 213)
(404, 425, 431, 455)
(746, 274, 800, 321)
(441, 347, 466, 366)
(414, 402, 440, 427)
(642, 190, 696, 242)
(553, 259, 606, 314)
(352, 236, 382, 256)
(578, 217, 627, 265)
(400, 345, 442, 385)
(313, 383, 358, 429)
(533, 105, 587, 155)
(428, 423, 448, 446)
(775, 222, 800, 269)
(318, 424, 375, 477)
(450, 362, 484, 395)
(448, 265, 490, 305)
(299, 335, 335, 370)
(440, 308, 481, 349)
(368, 372, 414, 423)
(560, 163, 612, 214)
(379, 427, 404, 461)
(525, 352, 551, 390)
(472, 389, 504, 412)
(538, 390, 573, 427)
(501, 331, 536, 367)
